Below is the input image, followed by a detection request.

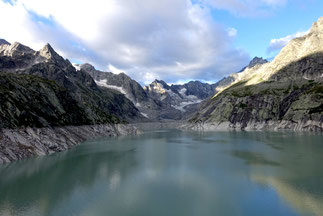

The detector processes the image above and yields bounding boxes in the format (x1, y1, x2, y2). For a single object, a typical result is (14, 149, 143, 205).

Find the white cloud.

(0, 0, 250, 84)
(267, 30, 309, 53)
(0, 1, 43, 49)
(227, 28, 238, 37)
(108, 64, 124, 75)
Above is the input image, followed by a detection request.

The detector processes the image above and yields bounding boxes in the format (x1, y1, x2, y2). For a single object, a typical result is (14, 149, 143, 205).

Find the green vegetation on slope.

(0, 73, 120, 128)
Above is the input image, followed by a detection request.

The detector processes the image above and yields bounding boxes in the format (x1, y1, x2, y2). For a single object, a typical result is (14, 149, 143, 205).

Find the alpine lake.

(0, 129, 322, 216)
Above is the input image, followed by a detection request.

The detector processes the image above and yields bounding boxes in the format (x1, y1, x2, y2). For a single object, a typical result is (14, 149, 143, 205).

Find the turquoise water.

(0, 130, 322, 216)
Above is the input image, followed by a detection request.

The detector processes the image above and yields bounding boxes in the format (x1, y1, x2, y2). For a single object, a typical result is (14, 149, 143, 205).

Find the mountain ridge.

(79, 63, 222, 120)
(0, 42, 145, 127)
(188, 17, 323, 131)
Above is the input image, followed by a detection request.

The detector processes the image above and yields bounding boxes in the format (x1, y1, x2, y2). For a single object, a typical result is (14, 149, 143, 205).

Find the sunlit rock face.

(189, 17, 323, 132)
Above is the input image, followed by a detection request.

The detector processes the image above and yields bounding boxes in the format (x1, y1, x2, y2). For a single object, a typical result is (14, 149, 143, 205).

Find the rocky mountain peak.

(0, 39, 10, 45)
(248, 57, 268, 68)
(0, 42, 35, 57)
(185, 80, 202, 85)
(254, 16, 323, 82)
(39, 43, 62, 61)
(11, 42, 34, 52)
(238, 56, 268, 72)
(151, 79, 170, 89)
(310, 17, 323, 33)
(79, 63, 96, 72)
(190, 18, 323, 131)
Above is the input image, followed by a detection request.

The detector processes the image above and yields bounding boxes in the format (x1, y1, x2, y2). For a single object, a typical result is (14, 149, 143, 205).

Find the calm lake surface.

(0, 130, 322, 216)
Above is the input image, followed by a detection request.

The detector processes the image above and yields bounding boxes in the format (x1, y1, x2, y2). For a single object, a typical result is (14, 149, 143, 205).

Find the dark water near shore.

(0, 130, 322, 216)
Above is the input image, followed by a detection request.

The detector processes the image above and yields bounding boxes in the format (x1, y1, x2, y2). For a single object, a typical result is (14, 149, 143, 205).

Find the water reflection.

(253, 175, 323, 216)
(0, 130, 322, 216)
(0, 143, 138, 216)
(229, 150, 281, 166)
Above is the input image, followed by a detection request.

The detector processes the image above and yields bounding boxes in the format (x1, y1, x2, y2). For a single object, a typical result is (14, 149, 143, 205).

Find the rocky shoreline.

(0, 124, 139, 164)
(1, 119, 321, 164)
(185, 120, 322, 132)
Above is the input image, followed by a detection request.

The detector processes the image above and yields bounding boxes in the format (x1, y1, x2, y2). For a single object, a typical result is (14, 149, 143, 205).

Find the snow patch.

(179, 88, 187, 96)
(160, 95, 167, 101)
(172, 100, 202, 112)
(140, 112, 149, 118)
(96, 79, 127, 94)
(95, 79, 136, 102)
(73, 63, 81, 71)
(186, 95, 199, 101)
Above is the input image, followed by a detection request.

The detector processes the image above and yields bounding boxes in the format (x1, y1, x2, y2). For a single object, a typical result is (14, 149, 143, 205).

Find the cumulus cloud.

(0, 0, 250, 84)
(0, 1, 103, 64)
(267, 30, 309, 54)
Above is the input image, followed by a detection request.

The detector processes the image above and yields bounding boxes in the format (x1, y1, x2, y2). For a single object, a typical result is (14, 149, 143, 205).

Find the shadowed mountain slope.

(0, 42, 144, 128)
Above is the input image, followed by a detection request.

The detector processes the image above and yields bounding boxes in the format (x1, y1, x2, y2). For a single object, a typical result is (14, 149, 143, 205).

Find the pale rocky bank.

(0, 124, 139, 164)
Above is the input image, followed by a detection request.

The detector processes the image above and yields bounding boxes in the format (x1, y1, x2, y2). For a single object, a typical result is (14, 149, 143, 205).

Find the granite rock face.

(189, 17, 323, 132)
(0, 124, 139, 164)
(0, 73, 93, 128)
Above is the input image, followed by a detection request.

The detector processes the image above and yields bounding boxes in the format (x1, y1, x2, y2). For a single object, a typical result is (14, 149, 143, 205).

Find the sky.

(0, 0, 322, 84)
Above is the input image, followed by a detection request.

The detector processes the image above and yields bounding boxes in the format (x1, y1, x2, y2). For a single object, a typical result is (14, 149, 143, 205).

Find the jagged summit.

(12, 42, 35, 53)
(0, 39, 10, 45)
(247, 16, 323, 82)
(151, 79, 170, 89)
(39, 43, 64, 62)
(0, 41, 35, 57)
(248, 57, 268, 68)
(310, 17, 323, 33)
(239, 56, 268, 72)
(277, 17, 323, 62)
(78, 63, 96, 72)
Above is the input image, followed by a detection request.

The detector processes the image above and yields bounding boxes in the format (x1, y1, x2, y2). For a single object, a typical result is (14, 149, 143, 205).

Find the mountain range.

(0, 41, 145, 128)
(76, 63, 220, 120)
(0, 17, 322, 163)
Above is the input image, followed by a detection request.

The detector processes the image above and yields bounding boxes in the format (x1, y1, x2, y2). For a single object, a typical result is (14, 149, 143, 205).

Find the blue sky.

(213, 1, 323, 59)
(0, 0, 322, 84)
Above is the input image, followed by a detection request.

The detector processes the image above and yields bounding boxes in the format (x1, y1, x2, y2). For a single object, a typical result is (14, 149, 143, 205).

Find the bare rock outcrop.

(0, 124, 139, 164)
